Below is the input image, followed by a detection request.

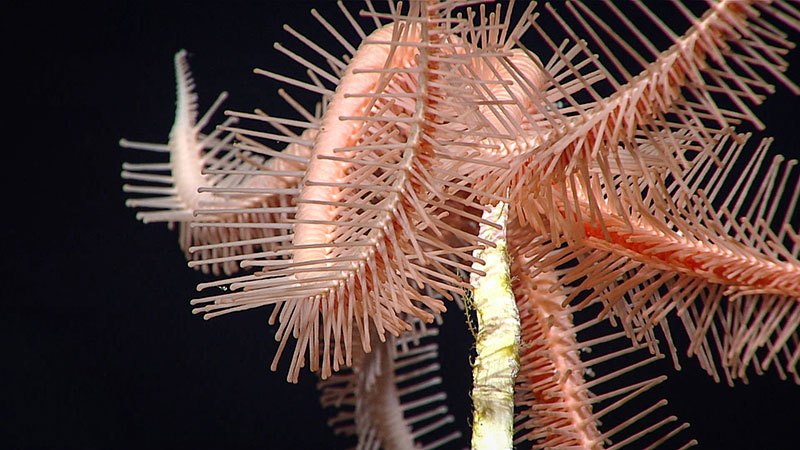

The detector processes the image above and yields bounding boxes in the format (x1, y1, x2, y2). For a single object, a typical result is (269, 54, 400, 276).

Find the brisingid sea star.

(121, 1, 800, 448)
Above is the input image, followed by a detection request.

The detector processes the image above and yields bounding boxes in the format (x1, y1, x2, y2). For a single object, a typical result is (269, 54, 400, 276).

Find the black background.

(6, 1, 800, 449)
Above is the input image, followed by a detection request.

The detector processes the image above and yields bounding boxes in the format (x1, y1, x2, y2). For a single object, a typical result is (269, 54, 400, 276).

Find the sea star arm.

(462, 0, 800, 383)
(120, 50, 317, 276)
(509, 227, 698, 449)
(318, 320, 462, 450)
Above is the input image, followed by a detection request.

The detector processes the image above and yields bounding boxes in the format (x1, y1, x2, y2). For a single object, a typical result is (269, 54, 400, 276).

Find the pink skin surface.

(292, 27, 547, 265)
(293, 24, 417, 268)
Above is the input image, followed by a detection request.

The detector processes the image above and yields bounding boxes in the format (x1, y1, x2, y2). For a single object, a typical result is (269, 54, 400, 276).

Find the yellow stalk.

(470, 202, 519, 450)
